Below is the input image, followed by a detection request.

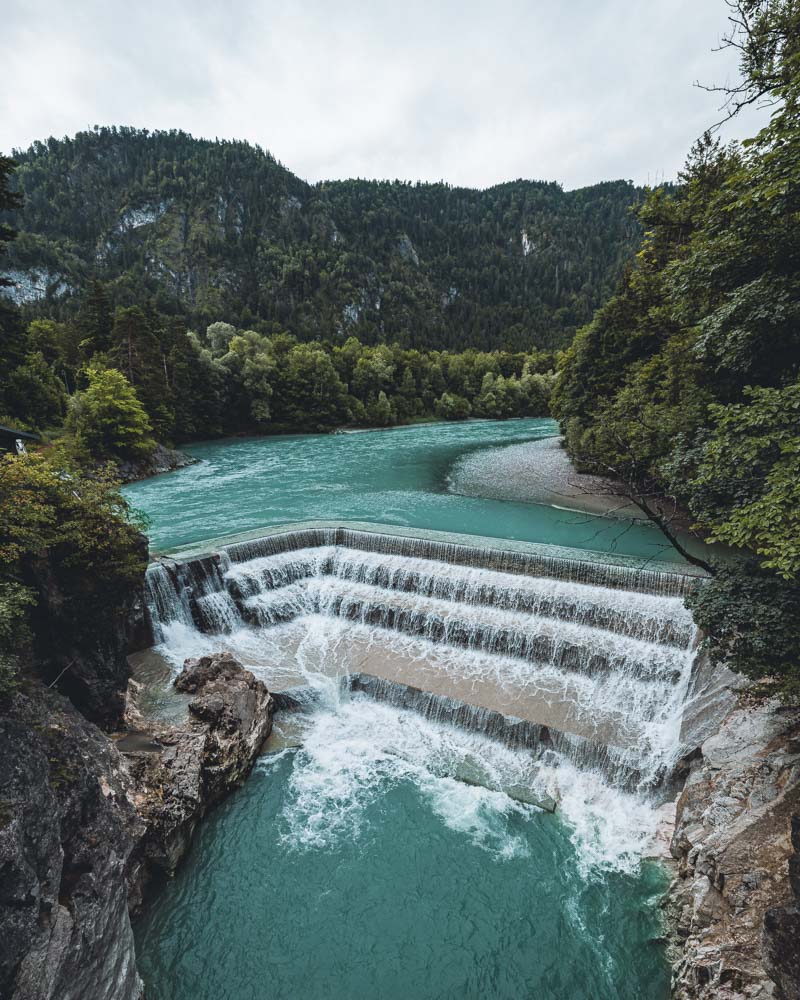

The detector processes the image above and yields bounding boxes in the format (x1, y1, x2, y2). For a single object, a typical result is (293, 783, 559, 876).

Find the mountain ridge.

(3, 126, 642, 351)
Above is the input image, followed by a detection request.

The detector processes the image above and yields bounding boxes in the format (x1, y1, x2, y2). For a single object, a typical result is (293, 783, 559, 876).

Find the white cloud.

(1, 0, 770, 189)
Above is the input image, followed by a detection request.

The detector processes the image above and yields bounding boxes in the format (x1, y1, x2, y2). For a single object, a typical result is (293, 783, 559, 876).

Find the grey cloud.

(2, 0, 771, 189)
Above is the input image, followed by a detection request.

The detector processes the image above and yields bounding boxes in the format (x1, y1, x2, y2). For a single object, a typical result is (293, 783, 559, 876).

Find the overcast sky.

(3, 0, 770, 190)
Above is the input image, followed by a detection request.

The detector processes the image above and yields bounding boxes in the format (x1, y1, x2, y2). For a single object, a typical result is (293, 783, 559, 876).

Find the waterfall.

(343, 673, 668, 794)
(146, 553, 242, 640)
(144, 562, 193, 641)
(222, 526, 701, 596)
(141, 526, 705, 801)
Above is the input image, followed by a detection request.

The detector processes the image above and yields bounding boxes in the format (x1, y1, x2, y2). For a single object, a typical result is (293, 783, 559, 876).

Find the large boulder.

(126, 652, 273, 905)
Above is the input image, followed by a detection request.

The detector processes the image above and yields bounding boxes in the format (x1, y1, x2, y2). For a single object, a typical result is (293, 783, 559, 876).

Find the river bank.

(447, 433, 642, 519)
(668, 700, 800, 999)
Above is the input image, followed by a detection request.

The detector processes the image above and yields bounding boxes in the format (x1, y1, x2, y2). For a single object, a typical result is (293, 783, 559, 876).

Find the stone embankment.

(0, 652, 272, 1000)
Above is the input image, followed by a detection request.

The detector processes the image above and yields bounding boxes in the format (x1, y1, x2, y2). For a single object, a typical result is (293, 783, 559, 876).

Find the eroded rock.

(125, 652, 273, 907)
(668, 702, 800, 999)
(0, 690, 144, 1000)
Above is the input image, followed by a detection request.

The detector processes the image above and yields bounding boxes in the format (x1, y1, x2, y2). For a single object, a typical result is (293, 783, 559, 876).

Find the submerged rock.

(0, 652, 273, 999)
(667, 702, 800, 999)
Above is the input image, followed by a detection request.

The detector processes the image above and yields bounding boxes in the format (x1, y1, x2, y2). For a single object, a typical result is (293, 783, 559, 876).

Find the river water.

(128, 419, 680, 1000)
(124, 418, 690, 562)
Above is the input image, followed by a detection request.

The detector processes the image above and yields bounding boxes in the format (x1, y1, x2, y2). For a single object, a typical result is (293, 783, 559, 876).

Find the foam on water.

(266, 695, 658, 873)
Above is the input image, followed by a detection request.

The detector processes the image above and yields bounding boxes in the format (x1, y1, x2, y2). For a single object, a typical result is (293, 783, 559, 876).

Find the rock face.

(668, 702, 800, 999)
(0, 690, 144, 1000)
(763, 814, 800, 999)
(0, 652, 272, 1000)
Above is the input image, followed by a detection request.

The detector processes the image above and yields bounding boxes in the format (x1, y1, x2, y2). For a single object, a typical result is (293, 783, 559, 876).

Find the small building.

(0, 424, 41, 453)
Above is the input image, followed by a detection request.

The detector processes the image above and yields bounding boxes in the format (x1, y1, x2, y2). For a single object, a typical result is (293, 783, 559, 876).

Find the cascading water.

(128, 425, 712, 999)
(137, 527, 703, 868)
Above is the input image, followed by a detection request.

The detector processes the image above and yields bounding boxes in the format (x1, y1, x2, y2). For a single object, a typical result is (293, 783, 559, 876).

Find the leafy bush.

(687, 561, 800, 704)
(435, 392, 471, 420)
(0, 581, 35, 702)
(0, 449, 148, 643)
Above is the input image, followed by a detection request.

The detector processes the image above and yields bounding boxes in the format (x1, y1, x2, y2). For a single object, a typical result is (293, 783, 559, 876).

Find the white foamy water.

(263, 696, 659, 873)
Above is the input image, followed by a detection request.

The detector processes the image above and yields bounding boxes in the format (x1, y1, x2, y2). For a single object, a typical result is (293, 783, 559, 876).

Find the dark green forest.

(0, 270, 555, 450)
(1, 128, 641, 352)
(552, 0, 800, 699)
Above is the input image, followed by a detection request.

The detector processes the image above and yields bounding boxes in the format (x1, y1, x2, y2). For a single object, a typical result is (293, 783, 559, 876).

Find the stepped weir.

(137, 523, 714, 808)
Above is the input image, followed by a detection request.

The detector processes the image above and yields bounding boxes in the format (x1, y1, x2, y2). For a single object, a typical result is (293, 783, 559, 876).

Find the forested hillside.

(1, 128, 640, 352)
(552, 0, 800, 699)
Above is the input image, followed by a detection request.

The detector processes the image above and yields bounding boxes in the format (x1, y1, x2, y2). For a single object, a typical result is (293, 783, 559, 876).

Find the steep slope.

(2, 127, 641, 351)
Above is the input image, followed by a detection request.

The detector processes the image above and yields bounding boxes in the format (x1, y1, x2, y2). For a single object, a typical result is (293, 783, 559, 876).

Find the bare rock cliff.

(669, 702, 800, 999)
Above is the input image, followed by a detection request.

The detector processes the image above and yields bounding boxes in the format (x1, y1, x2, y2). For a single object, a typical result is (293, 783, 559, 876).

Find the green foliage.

(271, 342, 350, 431)
(4, 349, 66, 427)
(687, 561, 800, 704)
(0, 450, 147, 641)
(0, 154, 22, 267)
(221, 332, 276, 427)
(553, 0, 800, 698)
(435, 392, 471, 420)
(109, 306, 175, 438)
(684, 381, 800, 578)
(6, 127, 641, 353)
(67, 366, 156, 460)
(366, 390, 397, 428)
(1, 266, 557, 439)
(0, 581, 35, 702)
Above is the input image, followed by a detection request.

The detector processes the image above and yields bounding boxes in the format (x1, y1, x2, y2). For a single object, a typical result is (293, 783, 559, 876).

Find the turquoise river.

(127, 419, 678, 1000)
(125, 417, 690, 561)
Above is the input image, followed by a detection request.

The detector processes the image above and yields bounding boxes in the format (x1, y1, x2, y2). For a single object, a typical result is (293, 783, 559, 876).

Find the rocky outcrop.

(0, 652, 272, 1000)
(763, 814, 800, 999)
(668, 702, 800, 999)
(116, 443, 197, 484)
(125, 652, 273, 905)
